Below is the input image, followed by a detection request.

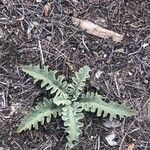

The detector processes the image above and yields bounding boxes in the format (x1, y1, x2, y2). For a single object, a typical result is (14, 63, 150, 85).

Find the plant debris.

(72, 17, 123, 42)
(0, 0, 149, 149)
(128, 143, 135, 150)
(103, 119, 121, 128)
(105, 132, 117, 146)
(43, 2, 51, 17)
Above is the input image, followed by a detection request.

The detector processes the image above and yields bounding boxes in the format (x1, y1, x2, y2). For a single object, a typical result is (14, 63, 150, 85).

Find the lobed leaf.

(71, 66, 91, 99)
(18, 65, 135, 150)
(17, 99, 61, 133)
(80, 92, 135, 120)
(22, 65, 69, 98)
(62, 103, 84, 148)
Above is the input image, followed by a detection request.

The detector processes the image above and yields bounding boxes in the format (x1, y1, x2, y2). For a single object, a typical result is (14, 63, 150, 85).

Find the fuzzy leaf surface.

(62, 103, 84, 148)
(80, 92, 135, 120)
(53, 94, 71, 106)
(22, 65, 69, 98)
(17, 99, 61, 133)
(71, 66, 91, 99)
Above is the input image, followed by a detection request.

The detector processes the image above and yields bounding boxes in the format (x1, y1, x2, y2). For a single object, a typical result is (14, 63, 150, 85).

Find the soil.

(0, 0, 150, 150)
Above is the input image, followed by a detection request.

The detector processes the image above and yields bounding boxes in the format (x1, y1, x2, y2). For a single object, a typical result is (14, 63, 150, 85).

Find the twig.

(114, 75, 120, 97)
(119, 121, 135, 150)
(38, 40, 45, 66)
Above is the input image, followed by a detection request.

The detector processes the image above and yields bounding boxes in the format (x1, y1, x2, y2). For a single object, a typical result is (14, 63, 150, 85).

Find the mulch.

(0, 0, 150, 149)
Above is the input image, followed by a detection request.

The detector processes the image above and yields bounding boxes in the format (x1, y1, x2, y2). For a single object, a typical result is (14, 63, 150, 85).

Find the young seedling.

(17, 65, 135, 149)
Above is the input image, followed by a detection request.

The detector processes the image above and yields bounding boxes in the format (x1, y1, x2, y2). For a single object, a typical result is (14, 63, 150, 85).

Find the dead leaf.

(103, 119, 121, 128)
(43, 2, 51, 17)
(72, 17, 123, 42)
(128, 143, 134, 150)
(105, 132, 117, 146)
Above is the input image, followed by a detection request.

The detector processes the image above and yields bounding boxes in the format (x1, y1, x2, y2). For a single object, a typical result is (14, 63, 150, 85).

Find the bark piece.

(72, 17, 123, 42)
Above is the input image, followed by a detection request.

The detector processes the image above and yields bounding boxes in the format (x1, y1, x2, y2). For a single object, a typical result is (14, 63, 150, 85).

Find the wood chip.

(128, 143, 134, 150)
(43, 2, 51, 17)
(72, 17, 123, 42)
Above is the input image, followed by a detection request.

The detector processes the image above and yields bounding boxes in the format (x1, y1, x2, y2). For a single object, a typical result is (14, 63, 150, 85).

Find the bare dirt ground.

(0, 0, 150, 149)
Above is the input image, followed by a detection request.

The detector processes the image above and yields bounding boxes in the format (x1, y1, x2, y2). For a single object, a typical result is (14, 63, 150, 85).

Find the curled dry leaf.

(105, 132, 117, 146)
(72, 17, 123, 42)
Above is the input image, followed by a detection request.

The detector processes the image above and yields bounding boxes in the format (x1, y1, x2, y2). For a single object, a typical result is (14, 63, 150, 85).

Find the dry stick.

(143, 97, 150, 108)
(13, 140, 23, 150)
(119, 121, 135, 150)
(38, 40, 45, 66)
(114, 75, 121, 97)
(1, 91, 7, 109)
(72, 17, 123, 42)
(57, 28, 79, 49)
(82, 34, 90, 51)
(95, 135, 101, 150)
